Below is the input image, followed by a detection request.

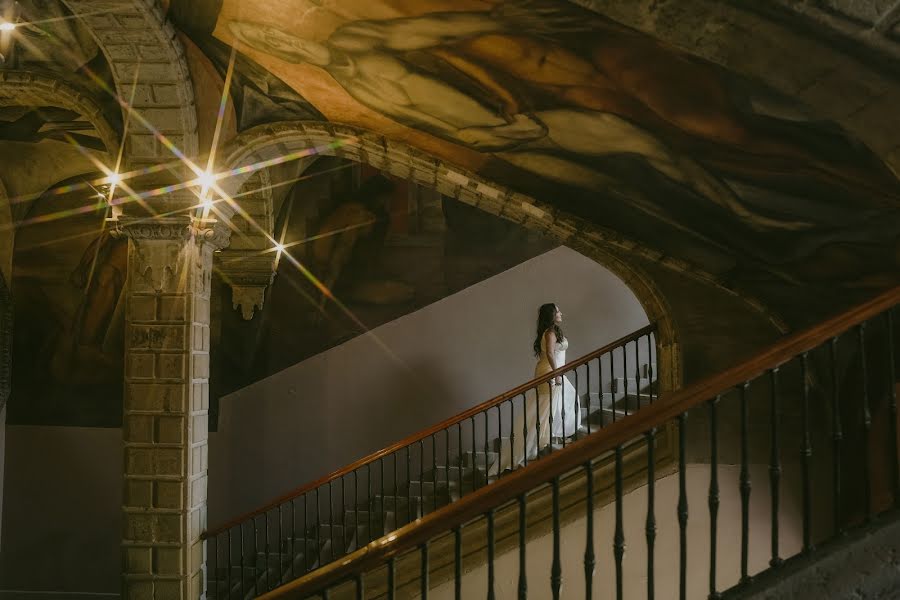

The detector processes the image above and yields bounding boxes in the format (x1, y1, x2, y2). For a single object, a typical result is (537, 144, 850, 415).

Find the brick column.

(118, 215, 229, 600)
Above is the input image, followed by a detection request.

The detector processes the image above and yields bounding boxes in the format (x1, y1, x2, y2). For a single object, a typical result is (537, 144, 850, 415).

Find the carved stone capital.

(215, 249, 278, 320)
(114, 216, 232, 251)
(114, 216, 193, 242)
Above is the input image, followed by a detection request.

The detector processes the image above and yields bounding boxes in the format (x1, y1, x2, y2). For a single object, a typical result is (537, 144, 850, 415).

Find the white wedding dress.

(492, 336, 582, 475)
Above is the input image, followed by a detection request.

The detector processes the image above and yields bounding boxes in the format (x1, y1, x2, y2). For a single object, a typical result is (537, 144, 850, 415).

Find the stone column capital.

(114, 216, 232, 251)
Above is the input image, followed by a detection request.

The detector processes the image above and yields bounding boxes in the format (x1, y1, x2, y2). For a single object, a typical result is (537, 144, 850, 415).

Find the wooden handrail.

(203, 322, 658, 539)
(260, 285, 900, 599)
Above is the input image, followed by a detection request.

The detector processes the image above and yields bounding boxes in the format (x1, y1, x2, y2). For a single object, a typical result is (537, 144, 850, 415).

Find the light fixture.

(197, 170, 216, 189)
(0, 22, 15, 32)
(274, 242, 285, 253)
(201, 197, 215, 209)
(105, 171, 122, 186)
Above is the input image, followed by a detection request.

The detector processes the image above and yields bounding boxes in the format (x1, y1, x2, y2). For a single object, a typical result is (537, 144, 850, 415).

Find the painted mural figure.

(493, 303, 581, 475)
(227, 16, 770, 232)
(312, 174, 411, 310)
(228, 3, 899, 235)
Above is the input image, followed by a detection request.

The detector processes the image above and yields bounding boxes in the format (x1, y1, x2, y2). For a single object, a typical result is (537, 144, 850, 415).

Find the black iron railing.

(204, 324, 659, 598)
(259, 286, 899, 600)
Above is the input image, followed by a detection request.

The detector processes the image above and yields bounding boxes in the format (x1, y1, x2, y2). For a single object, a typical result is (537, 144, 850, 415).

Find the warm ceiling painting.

(192, 0, 900, 296)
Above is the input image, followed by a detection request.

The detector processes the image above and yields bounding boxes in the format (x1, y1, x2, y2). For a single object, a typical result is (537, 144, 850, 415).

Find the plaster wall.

(209, 246, 651, 524)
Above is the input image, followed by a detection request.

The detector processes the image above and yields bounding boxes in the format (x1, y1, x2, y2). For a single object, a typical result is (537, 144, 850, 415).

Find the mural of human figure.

(227, 3, 900, 233)
(227, 17, 770, 233)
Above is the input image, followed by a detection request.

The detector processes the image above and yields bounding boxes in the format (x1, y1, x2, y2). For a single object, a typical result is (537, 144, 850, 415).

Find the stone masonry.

(118, 213, 229, 600)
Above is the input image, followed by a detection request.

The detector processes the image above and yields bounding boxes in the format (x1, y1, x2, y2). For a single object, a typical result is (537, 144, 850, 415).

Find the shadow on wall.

(209, 246, 651, 524)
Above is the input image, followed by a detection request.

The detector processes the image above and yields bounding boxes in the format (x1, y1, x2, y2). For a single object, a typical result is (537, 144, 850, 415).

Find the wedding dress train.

(492, 336, 582, 475)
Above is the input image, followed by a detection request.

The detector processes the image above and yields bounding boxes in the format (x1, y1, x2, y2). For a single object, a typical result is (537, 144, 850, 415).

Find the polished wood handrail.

(260, 285, 900, 599)
(203, 322, 658, 539)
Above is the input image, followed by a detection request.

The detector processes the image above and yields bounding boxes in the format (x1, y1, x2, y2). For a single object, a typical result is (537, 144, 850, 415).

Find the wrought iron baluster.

(646, 428, 657, 599)
(586, 358, 592, 435)
(598, 353, 605, 429)
(239, 521, 246, 597)
(328, 481, 335, 563)
(739, 382, 751, 584)
(534, 385, 541, 461)
(677, 413, 688, 600)
(859, 324, 873, 523)
(210, 535, 217, 600)
(252, 516, 260, 593)
(487, 509, 496, 600)
(289, 498, 296, 581)
(471, 417, 477, 490)
(458, 423, 464, 498)
(455, 525, 463, 600)
(394, 452, 398, 530)
(315, 488, 321, 570)
(519, 494, 528, 600)
(356, 573, 364, 600)
(387, 556, 396, 600)
(800, 352, 814, 548)
(381, 458, 387, 538)
(367, 463, 373, 543)
(551, 476, 562, 600)
(708, 396, 722, 600)
(613, 446, 625, 600)
(611, 348, 617, 424)
(445, 428, 450, 506)
(353, 470, 359, 547)
(430, 435, 436, 513)
(407, 446, 413, 524)
(227, 529, 233, 600)
(769, 368, 784, 566)
(584, 461, 595, 600)
(421, 543, 429, 600)
(277, 505, 284, 586)
(484, 411, 490, 477)
(419, 440, 425, 517)
(635, 340, 642, 411)
(623, 344, 629, 416)
(886, 310, 899, 508)
(303, 494, 309, 573)
(340, 478, 346, 558)
(522, 394, 528, 468)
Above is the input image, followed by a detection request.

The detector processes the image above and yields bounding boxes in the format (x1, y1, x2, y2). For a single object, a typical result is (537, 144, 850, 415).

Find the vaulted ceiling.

(2, 0, 900, 329)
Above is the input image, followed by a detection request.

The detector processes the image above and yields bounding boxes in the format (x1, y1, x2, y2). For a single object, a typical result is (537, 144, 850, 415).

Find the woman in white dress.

(493, 303, 582, 475)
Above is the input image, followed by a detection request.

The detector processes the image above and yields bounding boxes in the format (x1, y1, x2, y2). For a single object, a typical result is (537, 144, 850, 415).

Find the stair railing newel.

(203, 324, 660, 598)
(258, 286, 899, 600)
(117, 207, 230, 600)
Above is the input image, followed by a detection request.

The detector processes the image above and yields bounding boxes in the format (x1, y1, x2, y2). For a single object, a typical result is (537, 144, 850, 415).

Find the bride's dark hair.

(534, 303, 563, 357)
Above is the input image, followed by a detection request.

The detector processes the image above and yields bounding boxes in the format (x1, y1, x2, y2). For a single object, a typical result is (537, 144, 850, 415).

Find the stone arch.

(0, 69, 119, 157)
(59, 0, 198, 167)
(219, 121, 702, 390)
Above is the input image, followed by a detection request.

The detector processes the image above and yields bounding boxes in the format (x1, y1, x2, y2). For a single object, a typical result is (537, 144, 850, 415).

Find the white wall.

(210, 246, 649, 524)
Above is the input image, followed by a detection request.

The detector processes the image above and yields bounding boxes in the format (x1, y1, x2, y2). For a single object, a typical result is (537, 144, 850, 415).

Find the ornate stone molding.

(220, 120, 787, 333)
(215, 250, 277, 320)
(0, 271, 11, 413)
(0, 69, 120, 156)
(60, 0, 199, 168)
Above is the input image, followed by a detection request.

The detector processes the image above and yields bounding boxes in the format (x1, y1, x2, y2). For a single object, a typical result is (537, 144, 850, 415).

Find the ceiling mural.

(167, 0, 900, 298)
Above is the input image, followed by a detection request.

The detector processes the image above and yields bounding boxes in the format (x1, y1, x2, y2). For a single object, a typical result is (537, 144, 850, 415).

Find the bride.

(493, 303, 582, 475)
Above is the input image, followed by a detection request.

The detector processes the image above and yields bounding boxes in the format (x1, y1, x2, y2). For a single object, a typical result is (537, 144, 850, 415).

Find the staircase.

(207, 378, 654, 600)
(204, 327, 660, 599)
(253, 287, 899, 600)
